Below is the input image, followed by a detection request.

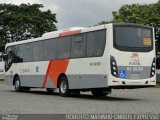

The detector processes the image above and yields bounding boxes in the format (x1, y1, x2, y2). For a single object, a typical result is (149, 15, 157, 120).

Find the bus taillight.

(150, 58, 156, 78)
(110, 56, 118, 78)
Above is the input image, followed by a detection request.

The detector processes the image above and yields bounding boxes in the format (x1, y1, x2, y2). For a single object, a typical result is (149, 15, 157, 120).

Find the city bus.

(3, 23, 156, 97)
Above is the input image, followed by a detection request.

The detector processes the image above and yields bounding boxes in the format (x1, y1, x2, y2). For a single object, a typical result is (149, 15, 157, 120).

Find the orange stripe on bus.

(59, 30, 81, 37)
(42, 60, 69, 88)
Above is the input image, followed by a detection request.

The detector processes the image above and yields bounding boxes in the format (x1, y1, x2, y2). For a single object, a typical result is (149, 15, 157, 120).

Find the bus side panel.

(4, 26, 112, 90)
(5, 61, 55, 88)
(19, 75, 56, 88)
(5, 74, 56, 88)
(20, 75, 44, 88)
(67, 74, 108, 89)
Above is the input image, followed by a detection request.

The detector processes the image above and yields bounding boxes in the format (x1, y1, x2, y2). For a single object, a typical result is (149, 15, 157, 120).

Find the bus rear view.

(109, 23, 156, 89)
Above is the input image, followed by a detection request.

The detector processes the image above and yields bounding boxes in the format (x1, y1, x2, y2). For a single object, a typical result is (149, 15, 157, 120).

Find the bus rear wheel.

(91, 89, 109, 97)
(14, 76, 22, 92)
(59, 76, 70, 97)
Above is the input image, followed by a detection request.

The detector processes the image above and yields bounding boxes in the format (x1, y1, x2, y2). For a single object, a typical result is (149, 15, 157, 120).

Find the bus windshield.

(114, 25, 153, 52)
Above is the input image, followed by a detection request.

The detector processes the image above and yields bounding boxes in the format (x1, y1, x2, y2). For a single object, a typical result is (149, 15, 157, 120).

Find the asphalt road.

(0, 81, 160, 114)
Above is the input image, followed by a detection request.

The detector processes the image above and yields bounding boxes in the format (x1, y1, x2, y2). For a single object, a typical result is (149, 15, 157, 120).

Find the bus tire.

(59, 76, 70, 97)
(91, 89, 108, 97)
(14, 76, 22, 92)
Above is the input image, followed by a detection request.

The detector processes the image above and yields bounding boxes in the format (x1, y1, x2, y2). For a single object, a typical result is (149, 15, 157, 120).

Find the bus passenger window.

(57, 36, 71, 59)
(14, 45, 24, 63)
(87, 30, 106, 57)
(23, 43, 33, 62)
(33, 41, 44, 61)
(71, 35, 86, 58)
(43, 39, 57, 61)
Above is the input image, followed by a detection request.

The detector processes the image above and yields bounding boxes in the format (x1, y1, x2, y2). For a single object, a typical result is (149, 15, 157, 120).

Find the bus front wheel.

(59, 76, 70, 97)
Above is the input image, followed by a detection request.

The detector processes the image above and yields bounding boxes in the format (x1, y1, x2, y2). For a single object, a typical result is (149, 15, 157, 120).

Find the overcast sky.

(0, 0, 159, 29)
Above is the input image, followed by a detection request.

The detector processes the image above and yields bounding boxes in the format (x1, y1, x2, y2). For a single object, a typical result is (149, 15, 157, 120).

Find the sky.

(0, 0, 159, 29)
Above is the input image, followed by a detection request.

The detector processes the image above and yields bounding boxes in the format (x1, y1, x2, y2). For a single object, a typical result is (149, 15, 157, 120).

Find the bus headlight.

(150, 58, 155, 78)
(110, 56, 118, 78)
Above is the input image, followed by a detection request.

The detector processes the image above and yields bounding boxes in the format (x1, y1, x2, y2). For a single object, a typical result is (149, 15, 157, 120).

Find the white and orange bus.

(3, 23, 156, 97)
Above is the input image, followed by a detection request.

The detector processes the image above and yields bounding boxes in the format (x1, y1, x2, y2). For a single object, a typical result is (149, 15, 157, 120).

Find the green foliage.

(0, 3, 57, 47)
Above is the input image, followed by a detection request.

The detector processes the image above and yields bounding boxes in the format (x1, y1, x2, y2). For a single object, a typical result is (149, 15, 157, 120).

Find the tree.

(0, 3, 57, 47)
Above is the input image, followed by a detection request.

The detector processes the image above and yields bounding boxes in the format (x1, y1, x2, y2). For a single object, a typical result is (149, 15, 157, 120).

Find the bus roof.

(5, 23, 152, 49)
(5, 24, 109, 49)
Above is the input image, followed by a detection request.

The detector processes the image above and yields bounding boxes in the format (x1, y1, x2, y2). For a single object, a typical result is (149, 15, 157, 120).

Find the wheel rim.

(15, 79, 20, 89)
(60, 80, 67, 94)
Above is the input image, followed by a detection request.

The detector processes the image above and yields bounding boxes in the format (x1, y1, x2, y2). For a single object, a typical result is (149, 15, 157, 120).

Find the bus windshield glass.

(114, 25, 153, 52)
